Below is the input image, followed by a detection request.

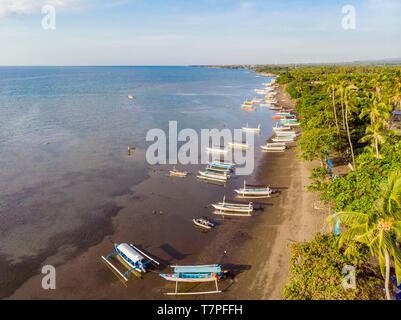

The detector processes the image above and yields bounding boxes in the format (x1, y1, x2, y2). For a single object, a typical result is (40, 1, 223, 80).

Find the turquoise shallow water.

(0, 66, 274, 296)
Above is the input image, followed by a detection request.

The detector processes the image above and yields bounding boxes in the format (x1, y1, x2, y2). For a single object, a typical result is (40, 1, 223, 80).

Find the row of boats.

(241, 81, 278, 111)
(100, 78, 298, 296)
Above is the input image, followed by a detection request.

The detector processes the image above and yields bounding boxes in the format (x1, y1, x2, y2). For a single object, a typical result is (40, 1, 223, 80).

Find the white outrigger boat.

(255, 89, 269, 95)
(160, 264, 226, 295)
(197, 170, 229, 182)
(208, 161, 236, 170)
(206, 146, 228, 154)
(241, 100, 253, 108)
(206, 165, 231, 174)
(276, 131, 298, 137)
(193, 217, 215, 230)
(212, 196, 253, 216)
(272, 136, 295, 143)
(261, 144, 286, 152)
(235, 181, 273, 199)
(251, 97, 262, 104)
(242, 123, 261, 133)
(101, 243, 160, 283)
(273, 124, 292, 132)
(169, 166, 188, 177)
(280, 119, 300, 127)
(228, 142, 249, 150)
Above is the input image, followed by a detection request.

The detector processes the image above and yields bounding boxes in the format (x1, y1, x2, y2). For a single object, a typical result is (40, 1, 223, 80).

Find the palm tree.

(328, 79, 340, 134)
(328, 172, 401, 300)
(359, 94, 393, 159)
(336, 81, 347, 131)
(344, 84, 357, 170)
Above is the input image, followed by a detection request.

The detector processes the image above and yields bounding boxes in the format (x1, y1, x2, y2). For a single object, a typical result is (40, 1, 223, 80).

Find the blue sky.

(0, 0, 400, 65)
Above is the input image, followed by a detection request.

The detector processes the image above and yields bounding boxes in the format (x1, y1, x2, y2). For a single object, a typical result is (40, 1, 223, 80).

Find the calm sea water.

(0, 66, 273, 295)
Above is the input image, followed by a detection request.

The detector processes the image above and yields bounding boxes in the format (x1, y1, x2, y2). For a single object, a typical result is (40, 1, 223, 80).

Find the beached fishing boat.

(228, 142, 249, 150)
(169, 166, 188, 177)
(273, 124, 292, 132)
(206, 146, 228, 154)
(198, 170, 229, 181)
(280, 119, 300, 127)
(212, 196, 253, 216)
(160, 264, 226, 295)
(206, 165, 231, 174)
(101, 243, 160, 283)
(276, 131, 298, 137)
(235, 181, 273, 199)
(241, 105, 256, 112)
(276, 112, 296, 117)
(242, 124, 261, 133)
(208, 161, 236, 170)
(193, 217, 215, 229)
(272, 136, 295, 143)
(255, 89, 269, 95)
(261, 144, 286, 152)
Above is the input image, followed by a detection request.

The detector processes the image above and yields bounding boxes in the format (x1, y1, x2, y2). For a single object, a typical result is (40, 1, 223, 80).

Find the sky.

(0, 0, 400, 65)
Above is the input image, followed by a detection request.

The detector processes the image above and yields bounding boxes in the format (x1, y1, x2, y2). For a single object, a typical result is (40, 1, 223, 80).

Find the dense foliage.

(273, 66, 401, 213)
(284, 234, 383, 300)
(263, 64, 401, 300)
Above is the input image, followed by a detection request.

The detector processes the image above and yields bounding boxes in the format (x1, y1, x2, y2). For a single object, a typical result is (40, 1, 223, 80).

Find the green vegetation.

(260, 65, 401, 300)
(284, 234, 383, 300)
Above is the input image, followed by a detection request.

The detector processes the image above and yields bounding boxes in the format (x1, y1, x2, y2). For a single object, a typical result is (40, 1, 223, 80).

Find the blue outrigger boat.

(207, 161, 236, 170)
(160, 264, 226, 295)
(101, 243, 160, 283)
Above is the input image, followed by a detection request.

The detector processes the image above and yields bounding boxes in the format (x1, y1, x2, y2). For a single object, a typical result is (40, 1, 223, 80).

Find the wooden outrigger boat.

(276, 131, 298, 137)
(212, 196, 253, 216)
(208, 161, 236, 170)
(235, 181, 273, 199)
(255, 89, 269, 95)
(101, 243, 160, 283)
(206, 165, 231, 174)
(276, 112, 296, 117)
(242, 123, 261, 133)
(228, 141, 249, 150)
(193, 217, 215, 230)
(261, 144, 286, 152)
(280, 119, 300, 127)
(169, 166, 188, 177)
(251, 97, 262, 104)
(241, 105, 256, 112)
(272, 136, 295, 143)
(273, 124, 292, 132)
(206, 146, 228, 155)
(160, 264, 226, 295)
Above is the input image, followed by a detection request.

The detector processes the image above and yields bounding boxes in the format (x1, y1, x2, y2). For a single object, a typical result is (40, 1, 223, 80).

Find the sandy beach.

(8, 83, 325, 300)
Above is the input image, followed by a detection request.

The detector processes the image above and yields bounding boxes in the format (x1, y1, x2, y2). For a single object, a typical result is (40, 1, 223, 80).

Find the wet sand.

(8, 84, 325, 300)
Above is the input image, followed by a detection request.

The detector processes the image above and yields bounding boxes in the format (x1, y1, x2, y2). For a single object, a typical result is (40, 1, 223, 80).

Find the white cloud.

(0, 0, 82, 17)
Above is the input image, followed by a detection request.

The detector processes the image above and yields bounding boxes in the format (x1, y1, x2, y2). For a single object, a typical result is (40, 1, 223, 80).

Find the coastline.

(212, 84, 326, 299)
(7, 79, 324, 300)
